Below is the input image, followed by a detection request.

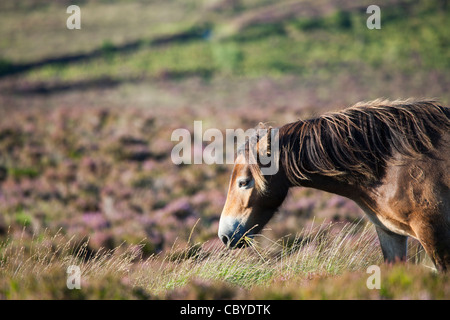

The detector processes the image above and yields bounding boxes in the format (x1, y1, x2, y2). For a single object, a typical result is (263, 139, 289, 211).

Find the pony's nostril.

(221, 235, 230, 246)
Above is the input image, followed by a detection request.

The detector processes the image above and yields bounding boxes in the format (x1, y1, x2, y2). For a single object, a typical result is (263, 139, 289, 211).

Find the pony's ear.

(257, 122, 265, 139)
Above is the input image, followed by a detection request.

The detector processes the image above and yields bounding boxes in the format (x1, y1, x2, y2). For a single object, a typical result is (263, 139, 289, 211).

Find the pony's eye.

(238, 178, 253, 189)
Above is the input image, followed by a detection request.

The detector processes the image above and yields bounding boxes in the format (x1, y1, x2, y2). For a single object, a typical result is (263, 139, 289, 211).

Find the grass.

(1, 220, 446, 299)
(1, 1, 448, 86)
(0, 0, 449, 300)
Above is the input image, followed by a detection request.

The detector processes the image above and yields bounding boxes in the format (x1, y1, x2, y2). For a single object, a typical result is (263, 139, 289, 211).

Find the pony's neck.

(277, 122, 366, 200)
(291, 172, 364, 201)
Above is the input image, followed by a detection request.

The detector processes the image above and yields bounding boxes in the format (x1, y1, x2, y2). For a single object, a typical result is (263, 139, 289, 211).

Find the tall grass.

(151, 221, 385, 292)
(0, 220, 444, 299)
(0, 228, 140, 282)
(0, 221, 389, 298)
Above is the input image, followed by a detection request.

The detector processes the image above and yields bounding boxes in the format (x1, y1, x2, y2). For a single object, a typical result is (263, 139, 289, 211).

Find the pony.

(218, 99, 450, 271)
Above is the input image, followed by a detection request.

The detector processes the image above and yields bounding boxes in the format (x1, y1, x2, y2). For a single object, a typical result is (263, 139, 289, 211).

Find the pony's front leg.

(375, 226, 408, 263)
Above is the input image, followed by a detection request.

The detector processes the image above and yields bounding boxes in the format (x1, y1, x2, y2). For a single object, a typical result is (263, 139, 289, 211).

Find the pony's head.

(218, 126, 289, 248)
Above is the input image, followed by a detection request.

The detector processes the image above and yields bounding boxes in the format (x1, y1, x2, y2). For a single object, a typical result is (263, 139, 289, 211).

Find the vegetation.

(0, 0, 448, 299)
(1, 221, 445, 299)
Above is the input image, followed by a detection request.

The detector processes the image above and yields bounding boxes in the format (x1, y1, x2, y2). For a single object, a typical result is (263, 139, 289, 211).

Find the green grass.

(2, 1, 448, 82)
(0, 0, 449, 300)
(7, 167, 39, 180)
(1, 221, 445, 299)
(0, 0, 203, 62)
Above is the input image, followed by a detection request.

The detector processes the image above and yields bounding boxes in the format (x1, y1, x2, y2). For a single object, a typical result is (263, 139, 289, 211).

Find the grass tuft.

(2, 220, 441, 299)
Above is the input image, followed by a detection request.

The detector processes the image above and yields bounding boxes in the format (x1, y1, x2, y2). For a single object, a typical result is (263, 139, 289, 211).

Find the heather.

(0, 0, 449, 299)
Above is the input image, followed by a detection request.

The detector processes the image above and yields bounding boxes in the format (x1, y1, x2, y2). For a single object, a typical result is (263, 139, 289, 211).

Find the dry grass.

(0, 0, 448, 300)
(2, 220, 443, 299)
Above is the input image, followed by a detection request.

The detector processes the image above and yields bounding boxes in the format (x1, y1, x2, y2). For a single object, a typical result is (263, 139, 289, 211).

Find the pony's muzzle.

(218, 216, 247, 249)
(218, 233, 248, 249)
(220, 234, 230, 246)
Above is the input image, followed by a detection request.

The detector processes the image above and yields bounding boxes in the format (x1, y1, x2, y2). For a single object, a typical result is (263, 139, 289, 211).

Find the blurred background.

(0, 0, 448, 255)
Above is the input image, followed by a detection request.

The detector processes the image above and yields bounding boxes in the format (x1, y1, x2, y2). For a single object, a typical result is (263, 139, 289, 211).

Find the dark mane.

(279, 99, 450, 186)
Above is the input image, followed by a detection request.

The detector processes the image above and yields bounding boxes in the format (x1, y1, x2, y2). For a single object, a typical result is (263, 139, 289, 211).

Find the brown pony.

(218, 99, 450, 271)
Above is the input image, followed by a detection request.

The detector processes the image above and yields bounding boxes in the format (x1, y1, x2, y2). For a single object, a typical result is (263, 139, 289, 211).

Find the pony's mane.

(278, 99, 450, 187)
